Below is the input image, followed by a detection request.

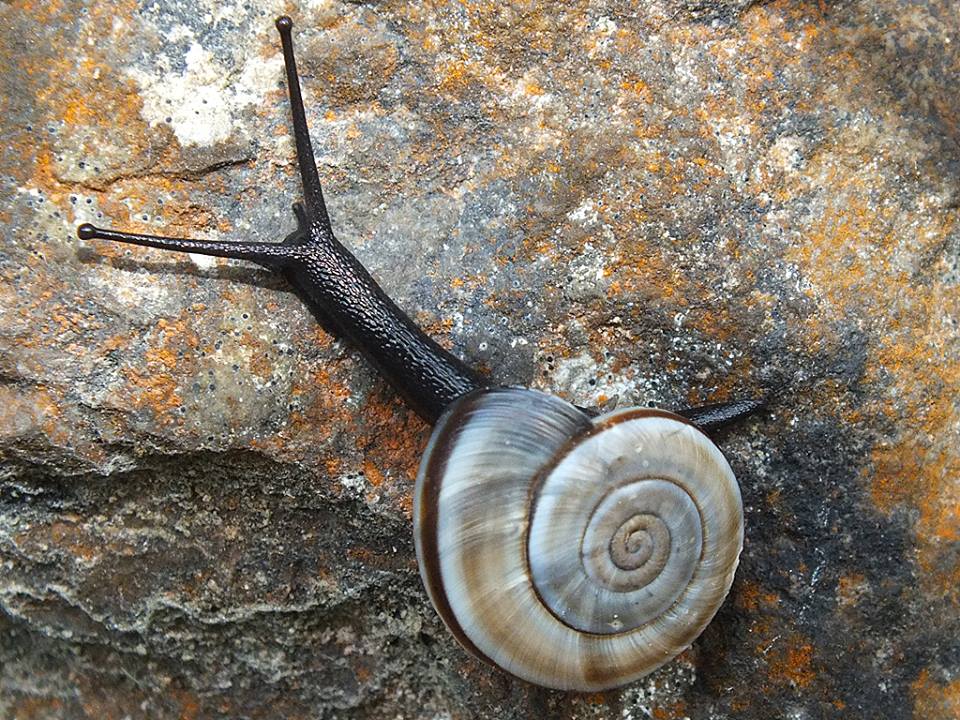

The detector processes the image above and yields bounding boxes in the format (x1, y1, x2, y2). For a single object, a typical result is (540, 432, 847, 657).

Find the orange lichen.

(767, 92, 960, 596)
(436, 59, 483, 95)
(0, 384, 70, 448)
(144, 346, 178, 371)
(10, 0, 67, 25)
(37, 521, 97, 563)
(736, 580, 781, 612)
(116, 313, 224, 423)
(863, 292, 960, 601)
(523, 80, 545, 96)
(363, 460, 385, 487)
(912, 669, 960, 719)
(5, 698, 65, 718)
(651, 701, 689, 720)
(836, 573, 868, 609)
(124, 368, 183, 417)
(767, 637, 816, 689)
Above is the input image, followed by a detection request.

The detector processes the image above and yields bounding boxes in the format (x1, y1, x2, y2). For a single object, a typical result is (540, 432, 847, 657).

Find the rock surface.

(1, 0, 959, 717)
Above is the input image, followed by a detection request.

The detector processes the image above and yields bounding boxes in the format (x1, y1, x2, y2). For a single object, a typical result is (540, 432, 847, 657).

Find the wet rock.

(1, 0, 958, 718)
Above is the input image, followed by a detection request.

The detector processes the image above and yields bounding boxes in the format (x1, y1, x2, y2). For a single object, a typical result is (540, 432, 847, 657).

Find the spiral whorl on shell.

(413, 388, 743, 691)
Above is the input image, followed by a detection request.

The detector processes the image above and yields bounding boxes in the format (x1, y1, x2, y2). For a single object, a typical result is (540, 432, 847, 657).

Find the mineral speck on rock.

(1, 0, 958, 718)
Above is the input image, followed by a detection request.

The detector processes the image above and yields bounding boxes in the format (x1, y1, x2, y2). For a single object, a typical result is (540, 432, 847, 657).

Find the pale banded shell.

(413, 387, 743, 691)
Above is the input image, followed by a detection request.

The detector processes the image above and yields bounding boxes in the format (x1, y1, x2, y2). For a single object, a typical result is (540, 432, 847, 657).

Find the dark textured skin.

(77, 214, 486, 423)
(284, 224, 488, 423)
(77, 17, 760, 432)
(677, 398, 766, 433)
(77, 18, 487, 425)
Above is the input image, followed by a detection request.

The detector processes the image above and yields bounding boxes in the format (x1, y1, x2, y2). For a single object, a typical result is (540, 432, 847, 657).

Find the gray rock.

(1, 0, 958, 717)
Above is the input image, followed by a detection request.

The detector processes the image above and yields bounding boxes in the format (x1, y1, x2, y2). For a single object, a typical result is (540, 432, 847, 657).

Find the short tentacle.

(291, 202, 310, 233)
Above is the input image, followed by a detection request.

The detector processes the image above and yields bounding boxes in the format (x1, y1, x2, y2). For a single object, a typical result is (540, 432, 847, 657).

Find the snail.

(77, 17, 763, 692)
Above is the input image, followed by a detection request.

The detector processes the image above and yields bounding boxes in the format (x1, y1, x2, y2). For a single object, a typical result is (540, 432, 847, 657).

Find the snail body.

(77, 17, 760, 692)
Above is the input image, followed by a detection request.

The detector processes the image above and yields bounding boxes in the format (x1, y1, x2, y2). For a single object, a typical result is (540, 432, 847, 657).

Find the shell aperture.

(413, 388, 743, 691)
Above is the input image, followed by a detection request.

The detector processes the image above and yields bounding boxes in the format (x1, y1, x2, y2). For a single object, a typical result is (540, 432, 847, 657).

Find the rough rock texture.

(1, 0, 958, 717)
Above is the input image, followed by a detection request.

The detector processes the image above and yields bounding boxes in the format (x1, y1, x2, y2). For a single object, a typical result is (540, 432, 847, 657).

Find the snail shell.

(413, 387, 743, 691)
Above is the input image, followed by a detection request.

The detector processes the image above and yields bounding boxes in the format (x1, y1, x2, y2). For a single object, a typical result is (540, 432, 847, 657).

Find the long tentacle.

(77, 223, 294, 269)
(275, 16, 331, 230)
